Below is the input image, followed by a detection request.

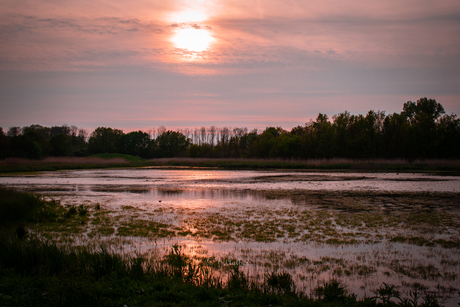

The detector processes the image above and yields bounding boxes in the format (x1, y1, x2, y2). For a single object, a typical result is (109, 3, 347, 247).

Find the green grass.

(89, 153, 145, 162)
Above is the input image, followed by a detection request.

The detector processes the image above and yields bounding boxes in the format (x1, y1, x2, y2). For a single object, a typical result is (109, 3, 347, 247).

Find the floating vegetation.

(2, 169, 460, 305)
(117, 220, 176, 238)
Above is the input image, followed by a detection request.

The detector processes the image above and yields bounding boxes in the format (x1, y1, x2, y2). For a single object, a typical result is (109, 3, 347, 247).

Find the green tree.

(258, 127, 283, 158)
(154, 130, 189, 158)
(11, 129, 50, 159)
(332, 111, 351, 157)
(437, 113, 460, 158)
(0, 128, 11, 159)
(403, 97, 445, 158)
(87, 127, 124, 154)
(382, 112, 411, 158)
(119, 131, 151, 158)
(311, 113, 333, 158)
(50, 133, 72, 156)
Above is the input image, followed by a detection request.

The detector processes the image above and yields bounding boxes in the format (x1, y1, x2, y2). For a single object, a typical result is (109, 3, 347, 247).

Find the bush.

(0, 188, 42, 225)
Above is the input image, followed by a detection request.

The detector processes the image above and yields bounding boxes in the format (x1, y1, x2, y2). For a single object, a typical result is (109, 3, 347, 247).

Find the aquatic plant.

(265, 271, 294, 294)
(77, 204, 88, 216)
(65, 205, 77, 217)
(314, 280, 352, 303)
(374, 283, 400, 305)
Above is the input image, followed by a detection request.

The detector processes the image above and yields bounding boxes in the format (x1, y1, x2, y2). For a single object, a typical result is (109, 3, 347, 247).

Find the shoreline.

(1, 156, 460, 175)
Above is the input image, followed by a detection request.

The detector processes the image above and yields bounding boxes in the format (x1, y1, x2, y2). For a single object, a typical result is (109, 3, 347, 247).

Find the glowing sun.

(168, 9, 214, 53)
(172, 28, 214, 52)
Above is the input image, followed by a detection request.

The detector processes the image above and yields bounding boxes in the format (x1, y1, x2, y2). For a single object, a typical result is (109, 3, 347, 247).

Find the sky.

(1, 0, 460, 133)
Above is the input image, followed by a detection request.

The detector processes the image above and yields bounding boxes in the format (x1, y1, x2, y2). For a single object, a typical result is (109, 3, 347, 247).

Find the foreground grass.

(0, 236, 442, 307)
(1, 157, 460, 174)
(0, 188, 445, 306)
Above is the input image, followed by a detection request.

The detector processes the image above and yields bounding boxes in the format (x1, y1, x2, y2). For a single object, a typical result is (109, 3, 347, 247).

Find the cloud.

(0, 14, 163, 36)
(1, 0, 459, 131)
(170, 22, 212, 30)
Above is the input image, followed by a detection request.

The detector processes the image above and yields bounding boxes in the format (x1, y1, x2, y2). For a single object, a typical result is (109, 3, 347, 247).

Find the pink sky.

(1, 0, 459, 132)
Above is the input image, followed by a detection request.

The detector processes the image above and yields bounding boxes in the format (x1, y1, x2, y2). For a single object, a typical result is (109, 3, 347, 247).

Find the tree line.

(1, 98, 459, 160)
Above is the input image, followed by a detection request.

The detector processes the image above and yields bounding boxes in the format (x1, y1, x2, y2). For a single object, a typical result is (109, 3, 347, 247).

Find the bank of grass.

(2, 156, 460, 174)
(0, 156, 135, 173)
(0, 188, 443, 306)
(90, 153, 145, 162)
(147, 157, 460, 173)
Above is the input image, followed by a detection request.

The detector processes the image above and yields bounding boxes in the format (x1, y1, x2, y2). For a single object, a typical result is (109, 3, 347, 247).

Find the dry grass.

(147, 157, 460, 168)
(2, 156, 459, 173)
(0, 157, 128, 165)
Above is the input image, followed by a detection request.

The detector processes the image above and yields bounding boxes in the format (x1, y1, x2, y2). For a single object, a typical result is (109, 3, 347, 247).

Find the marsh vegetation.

(1, 169, 459, 306)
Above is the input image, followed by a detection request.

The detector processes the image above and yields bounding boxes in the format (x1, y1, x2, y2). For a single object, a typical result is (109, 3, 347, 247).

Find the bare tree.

(158, 126, 166, 136)
(70, 125, 78, 137)
(146, 128, 154, 140)
(200, 127, 206, 145)
(193, 128, 200, 145)
(77, 129, 89, 141)
(233, 127, 247, 138)
(376, 110, 386, 132)
(220, 127, 230, 145)
(182, 128, 191, 141)
(209, 126, 216, 147)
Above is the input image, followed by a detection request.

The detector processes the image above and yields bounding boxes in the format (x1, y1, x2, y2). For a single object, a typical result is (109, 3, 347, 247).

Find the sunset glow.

(168, 9, 215, 54)
(172, 28, 214, 52)
(0, 0, 459, 131)
(169, 10, 207, 23)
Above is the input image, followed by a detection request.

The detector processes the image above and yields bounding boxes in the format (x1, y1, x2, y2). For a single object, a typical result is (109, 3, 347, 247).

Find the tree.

(258, 127, 283, 158)
(154, 130, 190, 158)
(403, 98, 445, 158)
(50, 133, 72, 156)
(87, 127, 124, 154)
(311, 114, 333, 158)
(11, 129, 50, 159)
(0, 128, 11, 159)
(382, 113, 410, 158)
(7, 127, 21, 138)
(119, 131, 151, 158)
(332, 111, 351, 157)
(437, 113, 460, 158)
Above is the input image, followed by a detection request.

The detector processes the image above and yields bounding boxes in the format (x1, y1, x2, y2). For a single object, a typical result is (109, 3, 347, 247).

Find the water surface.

(1, 169, 459, 305)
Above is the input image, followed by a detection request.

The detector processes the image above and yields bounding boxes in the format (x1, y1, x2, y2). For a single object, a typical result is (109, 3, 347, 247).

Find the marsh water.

(1, 169, 460, 305)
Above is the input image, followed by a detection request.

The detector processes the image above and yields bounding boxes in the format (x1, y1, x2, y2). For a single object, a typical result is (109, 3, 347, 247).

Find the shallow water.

(1, 168, 459, 306)
(2, 168, 459, 192)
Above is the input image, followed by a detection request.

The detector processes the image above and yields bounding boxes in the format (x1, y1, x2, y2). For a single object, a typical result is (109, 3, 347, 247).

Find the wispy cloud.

(1, 0, 459, 131)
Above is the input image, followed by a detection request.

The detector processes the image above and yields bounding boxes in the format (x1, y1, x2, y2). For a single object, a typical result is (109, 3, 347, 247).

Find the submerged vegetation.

(1, 187, 458, 305)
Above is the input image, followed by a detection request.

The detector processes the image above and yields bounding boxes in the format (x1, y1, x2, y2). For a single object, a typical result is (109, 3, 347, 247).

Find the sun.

(172, 28, 214, 52)
(167, 8, 215, 54)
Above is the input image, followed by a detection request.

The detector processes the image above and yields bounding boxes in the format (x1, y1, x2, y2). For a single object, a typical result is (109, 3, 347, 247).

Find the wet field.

(1, 169, 459, 306)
